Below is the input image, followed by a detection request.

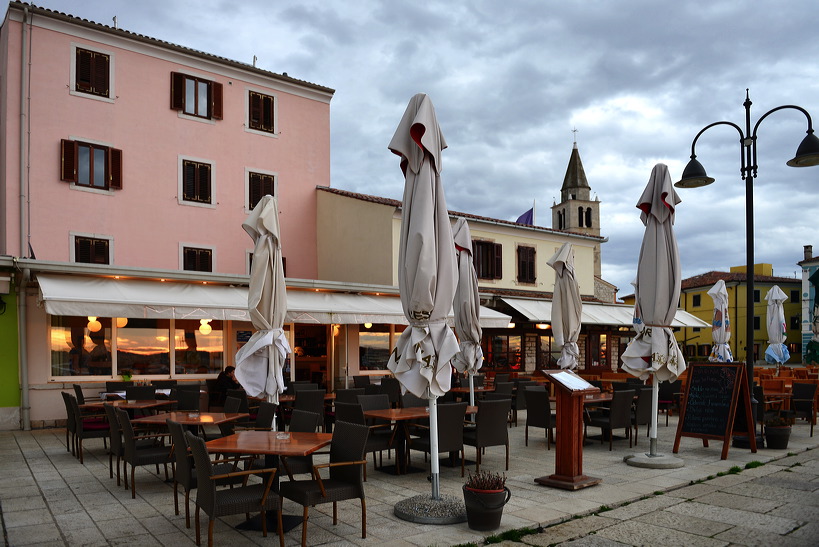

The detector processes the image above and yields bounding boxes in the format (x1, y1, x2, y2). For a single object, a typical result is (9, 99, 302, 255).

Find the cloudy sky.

(21, 0, 819, 297)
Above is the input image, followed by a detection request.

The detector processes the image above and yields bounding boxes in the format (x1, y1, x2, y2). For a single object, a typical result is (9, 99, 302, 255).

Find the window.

(698, 344, 710, 357)
(536, 334, 560, 369)
(183, 247, 213, 272)
(182, 160, 212, 204)
(74, 47, 110, 98)
(174, 319, 223, 374)
(692, 294, 701, 307)
(248, 171, 276, 210)
(60, 139, 122, 190)
(692, 327, 701, 333)
(171, 72, 223, 120)
(791, 315, 801, 330)
(473, 240, 502, 279)
(359, 324, 392, 370)
(74, 236, 110, 264)
(483, 334, 521, 370)
(248, 91, 276, 133)
(578, 206, 584, 227)
(517, 246, 536, 283)
(753, 289, 760, 303)
(753, 316, 760, 330)
(585, 208, 592, 228)
(586, 333, 608, 369)
(791, 290, 800, 303)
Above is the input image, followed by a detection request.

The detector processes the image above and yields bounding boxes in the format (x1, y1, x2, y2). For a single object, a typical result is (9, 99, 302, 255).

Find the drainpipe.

(18, 8, 32, 430)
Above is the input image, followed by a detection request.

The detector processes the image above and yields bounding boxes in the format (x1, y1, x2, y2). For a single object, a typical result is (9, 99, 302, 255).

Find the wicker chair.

(631, 387, 653, 444)
(63, 392, 108, 463)
(523, 387, 554, 448)
(280, 409, 323, 480)
(116, 407, 171, 498)
(585, 389, 634, 451)
(278, 421, 369, 547)
(185, 431, 282, 547)
(790, 382, 817, 436)
(411, 402, 467, 476)
(463, 398, 511, 472)
(333, 402, 391, 480)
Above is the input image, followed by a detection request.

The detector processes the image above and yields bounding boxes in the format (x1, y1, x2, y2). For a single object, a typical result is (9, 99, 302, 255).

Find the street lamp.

(675, 89, 819, 437)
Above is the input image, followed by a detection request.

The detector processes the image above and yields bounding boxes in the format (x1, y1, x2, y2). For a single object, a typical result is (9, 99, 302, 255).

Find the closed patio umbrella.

(451, 217, 483, 408)
(764, 285, 790, 368)
(387, 93, 459, 501)
(547, 242, 582, 370)
(707, 280, 733, 362)
(234, 195, 291, 414)
(622, 164, 686, 461)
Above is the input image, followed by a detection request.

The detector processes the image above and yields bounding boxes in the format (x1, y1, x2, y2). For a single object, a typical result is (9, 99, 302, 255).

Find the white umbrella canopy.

(764, 285, 790, 365)
(547, 242, 582, 370)
(387, 93, 459, 501)
(234, 195, 291, 406)
(451, 217, 482, 407)
(707, 280, 733, 362)
(387, 93, 459, 399)
(621, 164, 686, 383)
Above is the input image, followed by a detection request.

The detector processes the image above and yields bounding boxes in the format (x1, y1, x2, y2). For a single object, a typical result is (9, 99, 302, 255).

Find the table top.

(450, 386, 494, 393)
(550, 393, 613, 405)
(363, 405, 477, 421)
(205, 431, 332, 457)
(277, 392, 336, 403)
(80, 399, 174, 410)
(132, 411, 249, 426)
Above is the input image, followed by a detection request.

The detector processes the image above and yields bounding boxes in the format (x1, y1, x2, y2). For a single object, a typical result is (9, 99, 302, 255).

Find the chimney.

(805, 245, 813, 261)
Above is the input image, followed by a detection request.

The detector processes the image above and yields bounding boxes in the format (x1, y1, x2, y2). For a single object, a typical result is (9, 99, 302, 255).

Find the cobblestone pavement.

(2, 412, 818, 546)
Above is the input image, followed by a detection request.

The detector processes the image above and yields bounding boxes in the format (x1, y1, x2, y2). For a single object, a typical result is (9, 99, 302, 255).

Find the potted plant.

(119, 368, 133, 382)
(763, 413, 794, 449)
(462, 470, 511, 531)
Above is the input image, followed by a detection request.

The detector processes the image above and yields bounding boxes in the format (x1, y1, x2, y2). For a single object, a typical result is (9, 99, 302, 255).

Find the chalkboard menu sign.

(673, 362, 756, 459)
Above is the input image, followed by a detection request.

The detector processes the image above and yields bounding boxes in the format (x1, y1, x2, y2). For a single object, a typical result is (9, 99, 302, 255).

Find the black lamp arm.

(688, 120, 745, 177)
(750, 105, 816, 177)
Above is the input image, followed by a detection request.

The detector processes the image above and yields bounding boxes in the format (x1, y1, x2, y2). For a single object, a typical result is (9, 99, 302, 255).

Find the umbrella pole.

(649, 374, 659, 456)
(468, 373, 475, 423)
(428, 392, 441, 500)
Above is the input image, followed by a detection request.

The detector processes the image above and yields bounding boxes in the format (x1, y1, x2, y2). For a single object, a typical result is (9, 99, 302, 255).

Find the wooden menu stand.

(535, 370, 601, 490)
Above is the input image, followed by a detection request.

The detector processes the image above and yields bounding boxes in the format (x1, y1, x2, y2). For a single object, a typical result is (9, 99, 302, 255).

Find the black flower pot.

(764, 426, 791, 449)
(462, 485, 511, 531)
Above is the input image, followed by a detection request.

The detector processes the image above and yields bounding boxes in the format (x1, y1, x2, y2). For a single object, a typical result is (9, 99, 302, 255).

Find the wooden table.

(277, 392, 336, 403)
(363, 406, 477, 474)
(132, 411, 249, 427)
(450, 386, 493, 394)
(80, 399, 174, 411)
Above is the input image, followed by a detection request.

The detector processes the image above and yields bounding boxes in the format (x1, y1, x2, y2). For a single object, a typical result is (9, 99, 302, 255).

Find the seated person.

(213, 366, 242, 405)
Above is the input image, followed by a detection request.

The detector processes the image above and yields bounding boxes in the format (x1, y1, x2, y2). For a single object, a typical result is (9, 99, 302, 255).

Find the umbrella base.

(623, 453, 684, 469)
(393, 494, 467, 525)
(731, 434, 764, 449)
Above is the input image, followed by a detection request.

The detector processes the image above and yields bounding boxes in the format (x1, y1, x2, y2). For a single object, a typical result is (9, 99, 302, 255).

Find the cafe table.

(205, 430, 332, 532)
(363, 405, 477, 475)
(132, 411, 249, 437)
(79, 399, 174, 412)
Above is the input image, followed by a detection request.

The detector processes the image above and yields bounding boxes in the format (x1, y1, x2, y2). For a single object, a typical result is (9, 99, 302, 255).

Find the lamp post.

(675, 89, 819, 440)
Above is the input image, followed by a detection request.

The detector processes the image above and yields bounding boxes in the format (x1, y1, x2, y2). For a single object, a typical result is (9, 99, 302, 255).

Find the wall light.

(364, 323, 373, 329)
(199, 319, 212, 335)
(116, 317, 128, 328)
(87, 316, 102, 332)
(536, 323, 550, 330)
(507, 322, 515, 329)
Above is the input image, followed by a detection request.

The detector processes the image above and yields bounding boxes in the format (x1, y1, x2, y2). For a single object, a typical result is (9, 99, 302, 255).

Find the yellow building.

(675, 265, 802, 364)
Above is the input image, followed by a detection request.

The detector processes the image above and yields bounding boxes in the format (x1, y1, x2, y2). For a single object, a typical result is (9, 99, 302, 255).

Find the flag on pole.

(516, 207, 534, 225)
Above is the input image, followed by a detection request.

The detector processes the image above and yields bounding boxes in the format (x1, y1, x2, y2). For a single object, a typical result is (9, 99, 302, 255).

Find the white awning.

(36, 274, 511, 328)
(500, 297, 708, 328)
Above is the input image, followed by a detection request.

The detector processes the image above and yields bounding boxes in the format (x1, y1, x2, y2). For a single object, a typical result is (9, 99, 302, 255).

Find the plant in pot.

(119, 368, 133, 382)
(462, 470, 511, 531)
(763, 412, 795, 449)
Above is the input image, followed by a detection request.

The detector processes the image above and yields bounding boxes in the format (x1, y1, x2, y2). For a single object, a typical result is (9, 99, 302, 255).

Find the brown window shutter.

(183, 161, 196, 200)
(170, 72, 185, 110)
(200, 164, 212, 202)
(202, 250, 213, 272)
(249, 91, 262, 128)
(93, 52, 110, 96)
(249, 172, 261, 209)
(494, 243, 503, 279)
(60, 139, 77, 182)
(75, 237, 90, 262)
(92, 239, 110, 264)
(109, 148, 123, 189)
(527, 247, 536, 282)
(76, 49, 92, 92)
(211, 81, 223, 119)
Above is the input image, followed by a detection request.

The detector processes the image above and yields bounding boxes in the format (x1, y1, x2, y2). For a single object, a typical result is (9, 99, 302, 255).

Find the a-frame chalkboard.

(673, 362, 757, 459)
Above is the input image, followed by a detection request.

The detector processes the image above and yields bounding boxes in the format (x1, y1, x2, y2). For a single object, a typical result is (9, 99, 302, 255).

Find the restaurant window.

(171, 72, 223, 120)
(517, 246, 536, 284)
(181, 159, 213, 204)
(117, 318, 171, 375)
(50, 315, 113, 377)
(791, 290, 800, 303)
(174, 319, 223, 374)
(692, 294, 701, 307)
(790, 315, 800, 330)
(536, 333, 560, 369)
(73, 235, 110, 264)
(483, 334, 521, 370)
(697, 344, 710, 357)
(248, 171, 276, 210)
(788, 342, 801, 356)
(473, 240, 502, 280)
(74, 47, 110, 98)
(183, 247, 213, 272)
(248, 90, 276, 133)
(685, 344, 696, 358)
(586, 333, 608, 369)
(60, 139, 123, 190)
(360, 324, 392, 370)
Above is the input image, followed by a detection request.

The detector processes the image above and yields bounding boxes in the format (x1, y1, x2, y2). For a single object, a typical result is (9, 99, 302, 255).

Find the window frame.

(245, 168, 278, 212)
(178, 156, 216, 207)
(70, 43, 115, 103)
(70, 232, 113, 264)
(170, 72, 223, 121)
(692, 294, 701, 307)
(180, 244, 215, 272)
(60, 138, 123, 191)
(246, 88, 279, 136)
(473, 239, 502, 280)
(791, 290, 800, 303)
(516, 245, 536, 284)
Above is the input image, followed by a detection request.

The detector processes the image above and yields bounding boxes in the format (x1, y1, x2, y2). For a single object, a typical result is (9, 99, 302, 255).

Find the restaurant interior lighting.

(507, 322, 515, 328)
(199, 319, 212, 335)
(363, 322, 372, 329)
(116, 317, 128, 328)
(86, 316, 102, 332)
(536, 323, 549, 330)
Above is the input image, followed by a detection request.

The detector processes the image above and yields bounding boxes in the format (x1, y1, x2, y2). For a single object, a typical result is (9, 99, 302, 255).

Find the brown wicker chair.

(523, 387, 554, 448)
(411, 402, 467, 476)
(278, 420, 369, 547)
(185, 431, 282, 547)
(463, 398, 511, 472)
(63, 392, 108, 464)
(115, 407, 171, 498)
(280, 409, 323, 480)
(585, 389, 634, 451)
